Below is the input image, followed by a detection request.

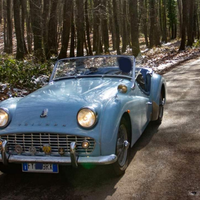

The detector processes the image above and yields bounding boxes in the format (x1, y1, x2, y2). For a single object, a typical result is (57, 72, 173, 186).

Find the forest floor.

(1, 23, 200, 100)
(138, 39, 200, 74)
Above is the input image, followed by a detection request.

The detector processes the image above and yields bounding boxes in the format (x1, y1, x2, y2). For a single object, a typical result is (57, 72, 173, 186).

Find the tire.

(0, 163, 21, 174)
(155, 92, 164, 125)
(113, 119, 130, 176)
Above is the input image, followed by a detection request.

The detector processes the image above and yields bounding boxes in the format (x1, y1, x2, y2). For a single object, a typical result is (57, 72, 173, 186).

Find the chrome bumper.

(0, 154, 117, 165)
(0, 139, 117, 166)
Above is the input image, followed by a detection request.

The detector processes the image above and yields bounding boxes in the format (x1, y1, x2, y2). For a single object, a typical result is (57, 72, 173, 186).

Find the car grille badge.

(40, 108, 48, 118)
(42, 144, 51, 154)
(15, 144, 23, 154)
(29, 146, 36, 155)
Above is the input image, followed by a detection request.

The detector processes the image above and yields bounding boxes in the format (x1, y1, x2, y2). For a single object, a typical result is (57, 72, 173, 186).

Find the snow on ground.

(1, 40, 200, 101)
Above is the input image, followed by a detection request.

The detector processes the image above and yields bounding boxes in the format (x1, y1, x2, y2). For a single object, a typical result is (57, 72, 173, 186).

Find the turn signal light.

(82, 140, 90, 149)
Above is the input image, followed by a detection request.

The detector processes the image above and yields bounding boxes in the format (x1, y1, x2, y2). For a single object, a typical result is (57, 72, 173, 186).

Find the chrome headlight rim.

(0, 108, 10, 128)
(77, 107, 98, 129)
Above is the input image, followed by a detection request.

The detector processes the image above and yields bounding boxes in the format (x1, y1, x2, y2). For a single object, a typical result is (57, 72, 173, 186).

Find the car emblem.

(40, 108, 48, 118)
(42, 144, 51, 154)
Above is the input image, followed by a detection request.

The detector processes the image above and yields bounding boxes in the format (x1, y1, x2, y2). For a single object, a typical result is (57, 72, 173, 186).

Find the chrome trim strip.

(0, 154, 117, 165)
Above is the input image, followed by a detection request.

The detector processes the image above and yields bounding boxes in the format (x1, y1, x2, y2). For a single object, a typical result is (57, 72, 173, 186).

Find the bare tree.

(48, 0, 58, 58)
(113, 0, 121, 54)
(4, 0, 12, 54)
(179, 0, 187, 50)
(187, 0, 194, 46)
(76, 0, 85, 56)
(70, 1, 75, 58)
(43, 0, 50, 58)
(30, 0, 44, 60)
(129, 0, 140, 56)
(13, 0, 25, 59)
(0, 0, 3, 24)
(101, 0, 109, 53)
(149, 0, 160, 47)
(58, 0, 73, 59)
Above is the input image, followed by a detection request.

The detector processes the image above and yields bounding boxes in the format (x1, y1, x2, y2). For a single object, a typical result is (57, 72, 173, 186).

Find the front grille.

(0, 133, 95, 156)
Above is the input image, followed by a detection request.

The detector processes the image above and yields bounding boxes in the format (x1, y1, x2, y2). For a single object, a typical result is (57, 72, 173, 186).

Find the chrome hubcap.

(116, 125, 129, 167)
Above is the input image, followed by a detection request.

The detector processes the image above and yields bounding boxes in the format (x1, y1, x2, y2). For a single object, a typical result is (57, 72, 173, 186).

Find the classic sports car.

(0, 55, 166, 175)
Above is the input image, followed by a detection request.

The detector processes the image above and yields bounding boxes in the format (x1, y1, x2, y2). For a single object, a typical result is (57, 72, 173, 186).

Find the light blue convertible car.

(0, 55, 166, 175)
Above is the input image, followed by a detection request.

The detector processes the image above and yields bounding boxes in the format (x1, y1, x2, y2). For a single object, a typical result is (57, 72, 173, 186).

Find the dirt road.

(1, 58, 200, 200)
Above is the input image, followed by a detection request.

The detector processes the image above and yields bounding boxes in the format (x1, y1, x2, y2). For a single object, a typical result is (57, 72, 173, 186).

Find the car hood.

(1, 78, 129, 134)
(17, 77, 121, 107)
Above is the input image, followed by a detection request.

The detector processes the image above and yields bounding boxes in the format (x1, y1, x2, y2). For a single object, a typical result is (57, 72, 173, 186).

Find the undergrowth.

(0, 55, 53, 91)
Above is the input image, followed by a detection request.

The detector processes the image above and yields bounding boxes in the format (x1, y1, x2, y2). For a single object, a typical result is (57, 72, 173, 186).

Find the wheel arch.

(121, 112, 132, 145)
(151, 75, 166, 121)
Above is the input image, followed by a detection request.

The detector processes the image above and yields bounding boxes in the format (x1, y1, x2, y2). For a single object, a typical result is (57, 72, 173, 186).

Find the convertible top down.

(0, 55, 166, 175)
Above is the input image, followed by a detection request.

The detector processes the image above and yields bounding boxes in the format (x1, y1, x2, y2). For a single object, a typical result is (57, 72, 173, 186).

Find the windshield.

(51, 55, 135, 81)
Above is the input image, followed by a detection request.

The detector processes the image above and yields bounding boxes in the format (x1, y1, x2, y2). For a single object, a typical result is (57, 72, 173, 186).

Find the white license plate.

(22, 163, 58, 173)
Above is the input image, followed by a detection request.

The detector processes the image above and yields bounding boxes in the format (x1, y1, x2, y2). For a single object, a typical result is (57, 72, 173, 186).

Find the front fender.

(150, 73, 166, 120)
(99, 93, 142, 155)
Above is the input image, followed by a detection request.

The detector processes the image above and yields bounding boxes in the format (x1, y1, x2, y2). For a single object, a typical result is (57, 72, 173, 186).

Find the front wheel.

(0, 163, 21, 174)
(113, 119, 130, 176)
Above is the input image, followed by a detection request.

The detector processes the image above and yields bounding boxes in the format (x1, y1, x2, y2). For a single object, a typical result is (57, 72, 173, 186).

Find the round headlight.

(77, 108, 97, 128)
(0, 109, 9, 127)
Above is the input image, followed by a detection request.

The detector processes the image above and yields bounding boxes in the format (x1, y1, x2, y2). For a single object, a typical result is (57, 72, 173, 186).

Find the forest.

(0, 0, 200, 98)
(1, 0, 199, 60)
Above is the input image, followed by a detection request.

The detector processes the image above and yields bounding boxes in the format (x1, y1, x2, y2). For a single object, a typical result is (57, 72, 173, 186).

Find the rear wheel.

(113, 119, 130, 176)
(155, 92, 164, 125)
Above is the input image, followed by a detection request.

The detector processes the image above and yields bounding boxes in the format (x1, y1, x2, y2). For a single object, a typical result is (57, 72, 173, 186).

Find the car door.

(135, 71, 152, 131)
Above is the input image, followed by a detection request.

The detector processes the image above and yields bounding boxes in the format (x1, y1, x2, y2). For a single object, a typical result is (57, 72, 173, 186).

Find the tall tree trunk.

(4, 0, 12, 53)
(177, 0, 182, 38)
(0, 0, 2, 24)
(30, 0, 44, 60)
(187, 0, 194, 46)
(108, 0, 116, 50)
(162, 0, 167, 43)
(48, 0, 58, 57)
(140, 0, 149, 47)
(129, 0, 140, 56)
(43, 0, 50, 58)
(85, 0, 93, 55)
(58, 0, 73, 59)
(70, 2, 75, 58)
(179, 0, 187, 51)
(122, 0, 128, 52)
(3, 0, 6, 50)
(195, 0, 200, 39)
(149, 0, 160, 47)
(113, 0, 121, 54)
(93, 0, 101, 53)
(13, 0, 25, 59)
(76, 0, 84, 56)
(21, 0, 28, 55)
(25, 0, 32, 53)
(101, 0, 109, 53)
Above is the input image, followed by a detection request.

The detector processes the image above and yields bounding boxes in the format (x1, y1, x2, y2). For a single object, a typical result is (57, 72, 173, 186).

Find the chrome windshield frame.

(49, 55, 135, 82)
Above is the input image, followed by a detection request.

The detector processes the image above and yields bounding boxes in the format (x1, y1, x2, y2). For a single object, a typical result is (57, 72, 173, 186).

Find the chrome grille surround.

(0, 133, 95, 156)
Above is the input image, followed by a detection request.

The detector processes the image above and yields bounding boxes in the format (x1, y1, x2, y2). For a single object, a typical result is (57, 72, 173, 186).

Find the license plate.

(22, 163, 58, 173)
